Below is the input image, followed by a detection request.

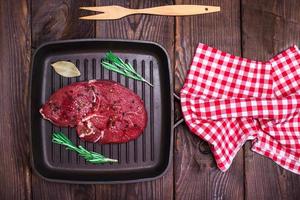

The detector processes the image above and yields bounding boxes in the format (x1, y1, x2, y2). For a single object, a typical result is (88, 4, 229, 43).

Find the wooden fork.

(80, 5, 220, 20)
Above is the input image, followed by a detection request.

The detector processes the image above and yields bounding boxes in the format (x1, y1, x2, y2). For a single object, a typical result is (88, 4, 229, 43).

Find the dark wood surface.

(0, 0, 300, 199)
(242, 1, 300, 200)
(174, 0, 244, 200)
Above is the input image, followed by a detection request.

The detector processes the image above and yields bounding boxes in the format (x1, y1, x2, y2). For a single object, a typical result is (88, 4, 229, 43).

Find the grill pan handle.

(174, 93, 184, 128)
(173, 93, 211, 154)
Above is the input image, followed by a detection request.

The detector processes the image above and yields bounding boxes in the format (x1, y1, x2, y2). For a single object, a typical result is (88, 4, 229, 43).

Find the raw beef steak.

(40, 80, 147, 144)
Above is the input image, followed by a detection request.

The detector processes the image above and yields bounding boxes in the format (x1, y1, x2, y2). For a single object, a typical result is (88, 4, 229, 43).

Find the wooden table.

(1, 0, 300, 199)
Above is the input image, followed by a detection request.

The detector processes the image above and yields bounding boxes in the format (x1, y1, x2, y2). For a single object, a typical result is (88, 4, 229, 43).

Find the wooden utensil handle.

(133, 5, 220, 16)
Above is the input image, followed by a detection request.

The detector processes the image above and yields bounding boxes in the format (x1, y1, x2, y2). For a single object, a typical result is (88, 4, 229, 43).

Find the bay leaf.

(51, 61, 81, 77)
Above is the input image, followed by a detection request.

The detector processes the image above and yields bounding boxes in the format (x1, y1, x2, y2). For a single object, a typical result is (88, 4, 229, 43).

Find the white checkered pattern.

(180, 43, 300, 174)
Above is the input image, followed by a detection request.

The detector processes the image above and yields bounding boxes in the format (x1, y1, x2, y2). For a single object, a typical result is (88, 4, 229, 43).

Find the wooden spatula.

(80, 5, 220, 20)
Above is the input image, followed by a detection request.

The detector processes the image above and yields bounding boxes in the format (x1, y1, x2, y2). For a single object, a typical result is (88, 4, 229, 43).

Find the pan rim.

(29, 38, 173, 184)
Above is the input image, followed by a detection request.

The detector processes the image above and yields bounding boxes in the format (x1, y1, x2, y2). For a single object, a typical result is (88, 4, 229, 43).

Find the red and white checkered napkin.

(180, 43, 300, 174)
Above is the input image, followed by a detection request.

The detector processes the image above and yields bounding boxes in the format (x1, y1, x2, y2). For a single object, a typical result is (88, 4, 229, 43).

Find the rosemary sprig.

(52, 132, 118, 164)
(101, 51, 153, 87)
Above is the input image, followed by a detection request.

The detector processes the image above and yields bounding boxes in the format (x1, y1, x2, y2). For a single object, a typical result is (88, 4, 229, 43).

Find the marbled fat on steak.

(40, 80, 147, 144)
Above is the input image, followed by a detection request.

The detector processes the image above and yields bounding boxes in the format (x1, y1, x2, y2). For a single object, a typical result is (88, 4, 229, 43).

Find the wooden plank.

(32, 0, 95, 48)
(0, 0, 31, 199)
(242, 0, 300, 199)
(174, 0, 244, 199)
(94, 169, 173, 200)
(95, 0, 174, 199)
(31, 0, 96, 199)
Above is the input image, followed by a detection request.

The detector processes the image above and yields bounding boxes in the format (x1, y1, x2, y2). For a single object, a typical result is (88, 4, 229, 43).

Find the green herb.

(101, 51, 153, 87)
(52, 132, 118, 164)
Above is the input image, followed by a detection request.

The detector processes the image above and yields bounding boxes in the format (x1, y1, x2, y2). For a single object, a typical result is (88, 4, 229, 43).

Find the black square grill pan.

(30, 39, 173, 183)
